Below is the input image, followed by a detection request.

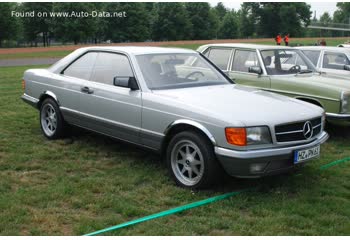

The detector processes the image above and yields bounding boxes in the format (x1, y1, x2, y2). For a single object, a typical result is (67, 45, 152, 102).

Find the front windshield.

(260, 49, 316, 75)
(136, 53, 231, 90)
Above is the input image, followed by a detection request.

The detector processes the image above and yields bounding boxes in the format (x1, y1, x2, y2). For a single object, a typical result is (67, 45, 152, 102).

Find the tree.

(104, 3, 150, 42)
(20, 2, 53, 47)
(237, 3, 258, 38)
(218, 11, 238, 39)
(243, 3, 312, 37)
(0, 3, 20, 47)
(152, 3, 192, 41)
(185, 2, 217, 40)
(52, 3, 97, 44)
(319, 12, 332, 37)
(214, 2, 227, 21)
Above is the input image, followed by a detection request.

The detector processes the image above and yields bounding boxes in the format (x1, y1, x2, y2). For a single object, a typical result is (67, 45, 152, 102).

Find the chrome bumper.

(215, 131, 329, 159)
(215, 131, 329, 177)
(21, 93, 39, 108)
(326, 112, 350, 121)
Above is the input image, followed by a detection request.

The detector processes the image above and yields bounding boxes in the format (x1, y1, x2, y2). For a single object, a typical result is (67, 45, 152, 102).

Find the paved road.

(0, 58, 61, 67)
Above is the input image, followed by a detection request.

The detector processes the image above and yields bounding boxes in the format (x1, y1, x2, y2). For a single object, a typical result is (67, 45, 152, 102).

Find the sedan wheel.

(40, 98, 66, 139)
(166, 131, 223, 189)
(41, 103, 57, 136)
(171, 140, 205, 186)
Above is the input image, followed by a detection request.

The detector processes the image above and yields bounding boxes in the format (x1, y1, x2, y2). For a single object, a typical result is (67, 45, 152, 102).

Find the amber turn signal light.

(225, 128, 247, 146)
(22, 79, 25, 90)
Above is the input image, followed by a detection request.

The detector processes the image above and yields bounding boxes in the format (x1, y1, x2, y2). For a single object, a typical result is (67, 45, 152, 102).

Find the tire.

(166, 131, 222, 189)
(39, 98, 66, 139)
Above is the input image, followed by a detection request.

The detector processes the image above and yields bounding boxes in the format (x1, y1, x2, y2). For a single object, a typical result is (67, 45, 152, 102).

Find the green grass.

(1, 37, 349, 60)
(0, 65, 350, 235)
(0, 50, 73, 60)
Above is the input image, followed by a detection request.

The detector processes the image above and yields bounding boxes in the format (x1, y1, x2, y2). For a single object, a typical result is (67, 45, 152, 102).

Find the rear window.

(207, 48, 232, 70)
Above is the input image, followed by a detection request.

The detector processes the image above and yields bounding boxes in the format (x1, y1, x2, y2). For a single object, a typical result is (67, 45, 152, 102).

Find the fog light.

(250, 163, 268, 173)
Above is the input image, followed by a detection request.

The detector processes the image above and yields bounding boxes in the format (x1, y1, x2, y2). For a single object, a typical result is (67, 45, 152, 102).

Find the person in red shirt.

(284, 33, 289, 46)
(275, 34, 282, 45)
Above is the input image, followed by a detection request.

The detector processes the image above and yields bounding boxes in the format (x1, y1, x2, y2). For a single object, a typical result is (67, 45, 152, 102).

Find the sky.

(208, 1, 338, 19)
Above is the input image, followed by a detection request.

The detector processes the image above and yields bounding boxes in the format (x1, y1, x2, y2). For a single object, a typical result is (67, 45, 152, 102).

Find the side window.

(90, 52, 134, 85)
(323, 52, 350, 70)
(207, 48, 232, 70)
(302, 50, 321, 66)
(232, 50, 260, 73)
(63, 52, 98, 80)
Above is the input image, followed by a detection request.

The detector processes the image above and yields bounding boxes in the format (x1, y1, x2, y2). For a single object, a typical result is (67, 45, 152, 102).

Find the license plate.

(294, 145, 320, 164)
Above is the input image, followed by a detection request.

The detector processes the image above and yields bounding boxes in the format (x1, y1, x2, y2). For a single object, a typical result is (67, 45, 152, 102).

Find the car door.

(229, 49, 270, 89)
(79, 51, 142, 144)
(59, 51, 98, 122)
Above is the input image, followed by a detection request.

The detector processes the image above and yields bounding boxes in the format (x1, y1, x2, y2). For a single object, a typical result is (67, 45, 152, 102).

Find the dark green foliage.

(0, 2, 349, 46)
(152, 3, 192, 41)
(218, 11, 239, 39)
(185, 3, 218, 40)
(0, 3, 20, 46)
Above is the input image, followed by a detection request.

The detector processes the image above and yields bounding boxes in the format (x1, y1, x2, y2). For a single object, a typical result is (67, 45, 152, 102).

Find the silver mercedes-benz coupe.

(22, 46, 328, 188)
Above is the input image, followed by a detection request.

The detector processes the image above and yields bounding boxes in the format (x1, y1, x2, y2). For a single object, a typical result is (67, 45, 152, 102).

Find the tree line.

(0, 2, 348, 48)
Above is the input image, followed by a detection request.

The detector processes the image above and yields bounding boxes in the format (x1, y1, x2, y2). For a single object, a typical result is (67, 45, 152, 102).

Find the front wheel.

(166, 131, 222, 189)
(40, 98, 66, 139)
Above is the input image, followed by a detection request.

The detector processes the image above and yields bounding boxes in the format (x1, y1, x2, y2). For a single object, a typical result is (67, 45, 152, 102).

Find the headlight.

(340, 91, 350, 114)
(225, 126, 272, 146)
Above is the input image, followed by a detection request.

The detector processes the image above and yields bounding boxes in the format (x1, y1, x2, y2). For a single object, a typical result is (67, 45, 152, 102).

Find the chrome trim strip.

(276, 123, 322, 135)
(21, 94, 39, 108)
(275, 129, 303, 135)
(215, 131, 328, 159)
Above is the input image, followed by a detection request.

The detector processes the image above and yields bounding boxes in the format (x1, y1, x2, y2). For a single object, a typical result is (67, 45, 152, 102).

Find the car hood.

(152, 84, 323, 126)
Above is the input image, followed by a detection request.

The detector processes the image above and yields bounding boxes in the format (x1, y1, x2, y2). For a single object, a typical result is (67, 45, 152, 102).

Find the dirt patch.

(1, 37, 343, 55)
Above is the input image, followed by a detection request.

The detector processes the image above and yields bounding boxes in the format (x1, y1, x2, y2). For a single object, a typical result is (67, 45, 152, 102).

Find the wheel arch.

(160, 119, 217, 158)
(38, 91, 59, 109)
(295, 97, 324, 109)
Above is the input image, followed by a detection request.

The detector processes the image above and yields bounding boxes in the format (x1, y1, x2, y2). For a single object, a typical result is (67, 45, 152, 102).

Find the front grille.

(275, 117, 322, 142)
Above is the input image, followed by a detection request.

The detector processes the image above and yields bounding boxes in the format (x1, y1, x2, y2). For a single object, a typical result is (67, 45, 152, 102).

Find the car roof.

(296, 46, 350, 53)
(200, 43, 293, 51)
(76, 46, 196, 55)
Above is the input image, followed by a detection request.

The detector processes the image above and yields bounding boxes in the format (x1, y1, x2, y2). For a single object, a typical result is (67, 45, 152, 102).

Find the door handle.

(81, 86, 94, 94)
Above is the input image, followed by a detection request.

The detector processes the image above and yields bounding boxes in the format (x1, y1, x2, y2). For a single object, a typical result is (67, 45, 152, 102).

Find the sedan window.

(232, 50, 260, 73)
(63, 52, 98, 80)
(323, 52, 350, 70)
(207, 48, 232, 70)
(260, 49, 315, 75)
(90, 52, 134, 85)
(136, 53, 231, 90)
(302, 50, 321, 66)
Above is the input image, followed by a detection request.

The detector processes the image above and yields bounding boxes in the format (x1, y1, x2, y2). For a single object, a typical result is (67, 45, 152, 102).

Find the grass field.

(0, 64, 350, 236)
(1, 37, 349, 60)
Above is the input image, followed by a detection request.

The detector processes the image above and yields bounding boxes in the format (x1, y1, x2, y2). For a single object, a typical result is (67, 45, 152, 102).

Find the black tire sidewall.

(40, 98, 65, 139)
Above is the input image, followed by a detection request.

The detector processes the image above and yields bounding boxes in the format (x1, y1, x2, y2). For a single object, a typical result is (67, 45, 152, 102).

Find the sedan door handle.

(81, 86, 94, 94)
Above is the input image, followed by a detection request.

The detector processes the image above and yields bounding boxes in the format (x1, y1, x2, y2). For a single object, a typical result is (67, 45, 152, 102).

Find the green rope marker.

(84, 156, 350, 236)
(84, 188, 252, 236)
(319, 157, 350, 170)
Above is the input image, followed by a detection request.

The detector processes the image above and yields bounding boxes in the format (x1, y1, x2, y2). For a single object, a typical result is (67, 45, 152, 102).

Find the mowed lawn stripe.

(0, 65, 349, 235)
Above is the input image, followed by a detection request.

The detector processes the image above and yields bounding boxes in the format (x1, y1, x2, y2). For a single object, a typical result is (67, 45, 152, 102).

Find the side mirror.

(113, 76, 139, 90)
(344, 65, 350, 71)
(248, 66, 263, 75)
